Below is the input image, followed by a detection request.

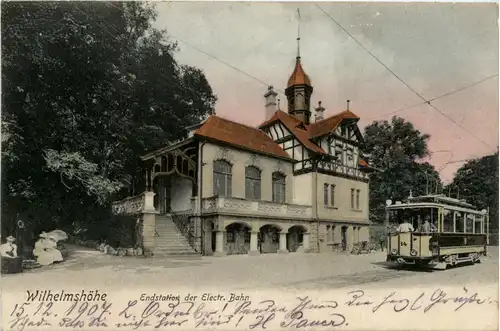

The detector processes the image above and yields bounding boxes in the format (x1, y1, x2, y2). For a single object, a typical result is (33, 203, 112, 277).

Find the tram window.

(388, 208, 438, 231)
(465, 214, 474, 233)
(443, 210, 453, 232)
(474, 216, 483, 234)
(455, 211, 465, 232)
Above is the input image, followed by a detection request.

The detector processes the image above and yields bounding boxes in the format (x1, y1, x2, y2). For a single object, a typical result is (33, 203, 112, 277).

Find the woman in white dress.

(33, 232, 63, 266)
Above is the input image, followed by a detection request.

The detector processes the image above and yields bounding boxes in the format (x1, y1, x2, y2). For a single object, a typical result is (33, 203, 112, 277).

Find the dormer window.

(346, 148, 354, 166)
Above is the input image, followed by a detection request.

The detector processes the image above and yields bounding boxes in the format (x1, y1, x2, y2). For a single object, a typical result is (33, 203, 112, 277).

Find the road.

(2, 245, 498, 292)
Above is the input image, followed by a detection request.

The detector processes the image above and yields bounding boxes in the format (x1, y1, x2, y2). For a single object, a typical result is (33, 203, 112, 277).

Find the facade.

(112, 53, 376, 257)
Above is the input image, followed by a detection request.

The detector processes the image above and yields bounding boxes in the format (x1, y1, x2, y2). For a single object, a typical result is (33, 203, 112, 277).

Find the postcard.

(1, 1, 498, 330)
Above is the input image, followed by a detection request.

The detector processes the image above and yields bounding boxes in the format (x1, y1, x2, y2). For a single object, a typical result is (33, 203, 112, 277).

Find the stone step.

(153, 252, 201, 257)
(155, 246, 196, 251)
(154, 246, 197, 251)
(155, 249, 195, 253)
(156, 239, 189, 243)
(153, 216, 198, 255)
(156, 233, 190, 238)
(156, 238, 190, 242)
(155, 241, 194, 246)
(155, 243, 192, 248)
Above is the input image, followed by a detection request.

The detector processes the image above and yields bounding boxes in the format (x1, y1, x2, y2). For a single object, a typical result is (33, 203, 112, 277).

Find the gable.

(195, 115, 292, 160)
(259, 110, 326, 155)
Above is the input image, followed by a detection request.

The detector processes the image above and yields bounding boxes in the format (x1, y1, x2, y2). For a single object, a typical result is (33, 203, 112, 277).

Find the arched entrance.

(259, 224, 281, 254)
(225, 223, 251, 255)
(287, 225, 307, 252)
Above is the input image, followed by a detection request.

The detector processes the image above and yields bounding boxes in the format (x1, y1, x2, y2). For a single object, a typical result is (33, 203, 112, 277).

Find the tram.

(385, 194, 489, 269)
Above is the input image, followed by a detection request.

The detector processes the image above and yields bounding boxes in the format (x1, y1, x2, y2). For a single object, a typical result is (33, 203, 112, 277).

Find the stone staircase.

(154, 215, 200, 256)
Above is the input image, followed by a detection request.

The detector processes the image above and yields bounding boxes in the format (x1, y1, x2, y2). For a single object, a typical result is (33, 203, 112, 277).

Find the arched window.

(245, 166, 261, 200)
(213, 160, 232, 197)
(272, 172, 286, 203)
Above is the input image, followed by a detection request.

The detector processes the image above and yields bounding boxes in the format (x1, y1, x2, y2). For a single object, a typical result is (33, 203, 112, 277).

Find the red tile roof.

(194, 116, 292, 160)
(309, 110, 360, 138)
(193, 113, 369, 170)
(262, 110, 326, 154)
(260, 110, 360, 153)
(287, 57, 311, 87)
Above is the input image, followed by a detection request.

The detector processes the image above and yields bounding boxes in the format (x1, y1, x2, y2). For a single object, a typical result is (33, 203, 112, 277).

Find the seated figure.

(420, 218, 437, 233)
(33, 232, 64, 266)
(1, 236, 22, 274)
(396, 220, 414, 233)
(0, 236, 18, 258)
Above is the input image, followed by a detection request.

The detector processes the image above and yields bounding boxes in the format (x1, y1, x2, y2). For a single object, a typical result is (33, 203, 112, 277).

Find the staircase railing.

(168, 207, 200, 253)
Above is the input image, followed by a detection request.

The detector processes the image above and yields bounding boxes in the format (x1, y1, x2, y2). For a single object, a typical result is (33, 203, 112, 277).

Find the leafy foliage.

(1, 2, 216, 236)
(446, 151, 499, 243)
(362, 116, 441, 222)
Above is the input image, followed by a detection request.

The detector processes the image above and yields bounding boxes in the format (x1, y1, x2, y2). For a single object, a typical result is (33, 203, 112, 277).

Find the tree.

(362, 116, 440, 222)
(1, 2, 217, 237)
(446, 151, 499, 244)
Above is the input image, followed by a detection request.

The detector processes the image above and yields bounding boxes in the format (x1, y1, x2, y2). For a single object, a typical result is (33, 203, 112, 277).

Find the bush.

(109, 214, 136, 248)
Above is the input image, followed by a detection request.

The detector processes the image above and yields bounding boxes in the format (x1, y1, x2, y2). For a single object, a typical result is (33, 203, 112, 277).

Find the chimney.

(264, 86, 278, 120)
(315, 101, 325, 122)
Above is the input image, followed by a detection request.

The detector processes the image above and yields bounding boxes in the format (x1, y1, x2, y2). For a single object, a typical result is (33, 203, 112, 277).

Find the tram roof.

(386, 195, 484, 214)
(407, 194, 474, 208)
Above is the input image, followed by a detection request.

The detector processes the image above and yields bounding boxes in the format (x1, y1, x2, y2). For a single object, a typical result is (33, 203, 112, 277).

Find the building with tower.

(112, 46, 377, 257)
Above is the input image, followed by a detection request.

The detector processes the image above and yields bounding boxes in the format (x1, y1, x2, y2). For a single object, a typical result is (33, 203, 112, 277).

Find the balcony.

(201, 197, 312, 219)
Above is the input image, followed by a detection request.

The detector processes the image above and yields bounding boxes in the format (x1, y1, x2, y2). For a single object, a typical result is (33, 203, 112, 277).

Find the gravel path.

(2, 245, 497, 292)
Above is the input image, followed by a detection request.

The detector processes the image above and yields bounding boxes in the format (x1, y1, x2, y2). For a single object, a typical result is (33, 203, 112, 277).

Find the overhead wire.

(89, 2, 497, 147)
(315, 4, 497, 152)
(363, 74, 498, 121)
(73, 2, 497, 166)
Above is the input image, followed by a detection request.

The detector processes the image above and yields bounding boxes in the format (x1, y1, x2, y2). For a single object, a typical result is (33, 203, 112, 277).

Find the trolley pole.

(383, 209, 390, 252)
(486, 207, 490, 245)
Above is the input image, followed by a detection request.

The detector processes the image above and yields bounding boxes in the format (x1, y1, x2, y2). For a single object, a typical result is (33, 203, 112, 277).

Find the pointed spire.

(296, 8, 301, 59)
(287, 8, 311, 88)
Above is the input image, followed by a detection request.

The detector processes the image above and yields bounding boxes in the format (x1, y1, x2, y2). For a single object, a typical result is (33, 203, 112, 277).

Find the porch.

(111, 137, 315, 257)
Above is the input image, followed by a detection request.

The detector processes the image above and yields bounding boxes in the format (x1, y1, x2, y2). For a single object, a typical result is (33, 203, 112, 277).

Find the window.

(272, 172, 286, 203)
(213, 160, 232, 197)
(350, 189, 355, 209)
(389, 208, 439, 231)
(356, 189, 360, 209)
(245, 166, 261, 200)
(346, 148, 353, 166)
(330, 185, 335, 206)
(244, 232, 251, 243)
(466, 214, 474, 233)
(475, 216, 483, 234)
(324, 184, 329, 205)
(226, 231, 235, 243)
(455, 211, 465, 232)
(443, 210, 453, 232)
(335, 146, 343, 163)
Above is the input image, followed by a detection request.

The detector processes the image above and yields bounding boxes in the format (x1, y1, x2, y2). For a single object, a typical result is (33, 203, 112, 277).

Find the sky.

(153, 2, 499, 183)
